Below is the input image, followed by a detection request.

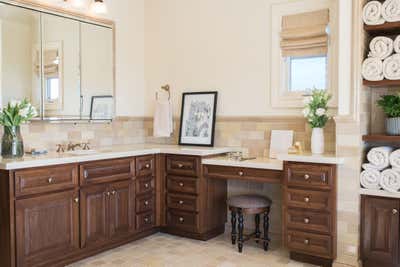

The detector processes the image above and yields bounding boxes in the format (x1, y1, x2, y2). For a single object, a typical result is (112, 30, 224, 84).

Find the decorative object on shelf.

(90, 95, 113, 120)
(288, 141, 304, 155)
(302, 89, 332, 154)
(363, 1, 385, 25)
(382, 0, 400, 22)
(178, 91, 217, 147)
(377, 94, 400, 135)
(269, 130, 293, 159)
(0, 99, 38, 158)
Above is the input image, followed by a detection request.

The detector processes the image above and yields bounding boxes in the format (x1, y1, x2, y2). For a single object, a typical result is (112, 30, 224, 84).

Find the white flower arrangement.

(0, 99, 38, 127)
(303, 90, 332, 129)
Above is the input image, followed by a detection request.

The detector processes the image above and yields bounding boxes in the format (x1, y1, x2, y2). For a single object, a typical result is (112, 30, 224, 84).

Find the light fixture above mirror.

(63, 0, 107, 14)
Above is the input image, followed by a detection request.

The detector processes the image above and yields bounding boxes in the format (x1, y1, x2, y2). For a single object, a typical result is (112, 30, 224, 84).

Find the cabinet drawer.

(287, 230, 332, 258)
(80, 158, 135, 186)
(167, 209, 199, 232)
(167, 176, 199, 195)
(136, 211, 155, 231)
(166, 155, 199, 176)
(286, 209, 332, 234)
(286, 188, 332, 211)
(136, 194, 155, 213)
(286, 163, 334, 190)
(135, 176, 154, 195)
(167, 193, 199, 212)
(136, 155, 155, 177)
(15, 165, 78, 197)
(204, 164, 282, 183)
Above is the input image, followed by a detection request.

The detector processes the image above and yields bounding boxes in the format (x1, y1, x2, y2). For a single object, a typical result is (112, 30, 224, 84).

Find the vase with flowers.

(303, 90, 332, 154)
(0, 99, 38, 158)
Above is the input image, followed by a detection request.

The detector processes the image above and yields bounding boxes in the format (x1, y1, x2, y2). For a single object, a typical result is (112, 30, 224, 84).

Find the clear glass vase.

(1, 126, 24, 158)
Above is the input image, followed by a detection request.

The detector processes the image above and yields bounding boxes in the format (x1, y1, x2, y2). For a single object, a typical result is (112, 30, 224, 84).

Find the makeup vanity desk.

(202, 154, 344, 267)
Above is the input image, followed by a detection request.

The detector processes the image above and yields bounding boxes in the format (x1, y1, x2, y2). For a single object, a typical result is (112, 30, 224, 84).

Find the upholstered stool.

(228, 195, 272, 253)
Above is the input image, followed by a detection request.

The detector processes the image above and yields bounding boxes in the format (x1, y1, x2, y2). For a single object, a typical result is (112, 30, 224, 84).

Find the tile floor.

(68, 233, 318, 267)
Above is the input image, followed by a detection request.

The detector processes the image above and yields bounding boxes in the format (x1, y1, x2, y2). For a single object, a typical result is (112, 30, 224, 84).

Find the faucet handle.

(56, 144, 65, 153)
(82, 142, 90, 150)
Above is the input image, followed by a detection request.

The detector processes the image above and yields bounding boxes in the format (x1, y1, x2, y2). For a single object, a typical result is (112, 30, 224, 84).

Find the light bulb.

(90, 0, 107, 14)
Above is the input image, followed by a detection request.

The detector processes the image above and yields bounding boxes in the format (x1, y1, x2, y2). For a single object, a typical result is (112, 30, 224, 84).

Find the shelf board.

(364, 22, 400, 34)
(363, 134, 400, 143)
(363, 79, 400, 87)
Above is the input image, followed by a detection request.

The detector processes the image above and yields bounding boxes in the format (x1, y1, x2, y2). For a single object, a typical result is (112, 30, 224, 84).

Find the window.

(45, 77, 60, 102)
(288, 56, 327, 92)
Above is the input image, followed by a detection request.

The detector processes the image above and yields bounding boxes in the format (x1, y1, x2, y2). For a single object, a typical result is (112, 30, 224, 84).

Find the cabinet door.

(362, 196, 400, 265)
(80, 184, 109, 248)
(16, 190, 80, 267)
(109, 180, 135, 239)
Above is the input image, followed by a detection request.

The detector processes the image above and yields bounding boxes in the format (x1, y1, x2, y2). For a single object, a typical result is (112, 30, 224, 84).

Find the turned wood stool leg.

(231, 211, 237, 245)
(238, 210, 244, 253)
(255, 214, 261, 243)
(263, 207, 270, 251)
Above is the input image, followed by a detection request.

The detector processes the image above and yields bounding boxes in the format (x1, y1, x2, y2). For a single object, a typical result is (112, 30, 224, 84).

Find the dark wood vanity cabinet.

(361, 195, 400, 267)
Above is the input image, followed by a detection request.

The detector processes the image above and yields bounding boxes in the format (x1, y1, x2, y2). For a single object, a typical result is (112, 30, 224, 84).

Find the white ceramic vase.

(311, 128, 324, 154)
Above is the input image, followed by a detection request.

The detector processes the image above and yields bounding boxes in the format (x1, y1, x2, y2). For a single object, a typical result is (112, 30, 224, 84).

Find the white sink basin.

(67, 150, 97, 156)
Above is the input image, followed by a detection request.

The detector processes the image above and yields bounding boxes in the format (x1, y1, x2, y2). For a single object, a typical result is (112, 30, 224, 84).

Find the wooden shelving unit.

(363, 79, 400, 87)
(364, 21, 400, 35)
(362, 134, 400, 143)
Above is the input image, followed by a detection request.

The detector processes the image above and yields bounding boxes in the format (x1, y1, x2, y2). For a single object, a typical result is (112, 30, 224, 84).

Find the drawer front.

(204, 164, 282, 183)
(136, 155, 155, 177)
(166, 155, 199, 177)
(167, 209, 199, 232)
(167, 176, 199, 195)
(136, 176, 155, 195)
(15, 165, 78, 197)
(287, 230, 332, 258)
(286, 188, 332, 211)
(167, 193, 199, 212)
(286, 163, 334, 190)
(80, 158, 135, 186)
(136, 194, 155, 213)
(286, 209, 332, 234)
(136, 211, 155, 231)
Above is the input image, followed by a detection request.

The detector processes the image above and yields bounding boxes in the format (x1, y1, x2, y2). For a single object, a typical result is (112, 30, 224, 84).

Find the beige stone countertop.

(0, 144, 235, 170)
(202, 157, 284, 171)
(277, 153, 345, 165)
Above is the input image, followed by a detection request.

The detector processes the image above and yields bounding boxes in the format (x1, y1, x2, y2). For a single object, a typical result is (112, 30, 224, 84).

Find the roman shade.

(280, 9, 329, 57)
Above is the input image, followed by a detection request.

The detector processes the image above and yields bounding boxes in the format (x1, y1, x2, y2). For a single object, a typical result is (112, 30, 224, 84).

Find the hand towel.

(390, 149, 400, 168)
(362, 57, 384, 81)
(381, 168, 400, 193)
(383, 53, 400, 80)
(382, 0, 400, 22)
(360, 169, 382, 190)
(363, 1, 385, 25)
(367, 146, 393, 169)
(363, 163, 387, 171)
(153, 99, 173, 137)
(394, 35, 400, 54)
(368, 36, 394, 60)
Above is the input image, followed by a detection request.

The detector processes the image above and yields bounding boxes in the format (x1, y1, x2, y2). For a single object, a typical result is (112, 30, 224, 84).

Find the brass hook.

(156, 84, 171, 100)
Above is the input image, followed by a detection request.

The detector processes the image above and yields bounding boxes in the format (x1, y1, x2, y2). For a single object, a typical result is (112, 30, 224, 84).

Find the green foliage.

(377, 94, 400, 118)
(303, 89, 332, 129)
(0, 99, 38, 127)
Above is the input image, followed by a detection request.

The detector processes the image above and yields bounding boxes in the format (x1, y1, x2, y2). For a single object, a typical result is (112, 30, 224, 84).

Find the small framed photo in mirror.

(178, 91, 218, 147)
(90, 96, 114, 120)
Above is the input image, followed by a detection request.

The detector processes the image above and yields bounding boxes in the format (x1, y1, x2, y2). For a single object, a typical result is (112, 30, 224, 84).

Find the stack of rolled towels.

(361, 147, 400, 193)
(362, 0, 400, 81)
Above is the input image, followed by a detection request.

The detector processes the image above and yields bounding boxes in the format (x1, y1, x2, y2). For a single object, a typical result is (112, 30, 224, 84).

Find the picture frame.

(90, 95, 114, 120)
(179, 91, 218, 147)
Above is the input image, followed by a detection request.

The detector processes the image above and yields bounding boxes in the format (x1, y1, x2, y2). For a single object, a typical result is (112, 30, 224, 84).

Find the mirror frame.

(0, 0, 116, 122)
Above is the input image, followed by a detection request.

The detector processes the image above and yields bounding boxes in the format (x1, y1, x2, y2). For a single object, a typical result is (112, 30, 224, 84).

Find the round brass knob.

(145, 183, 149, 188)
(304, 174, 310, 180)
(179, 182, 184, 187)
(178, 164, 184, 168)
(106, 192, 111, 196)
(145, 164, 150, 169)
(48, 177, 54, 183)
(111, 190, 116, 195)
(179, 217, 184, 223)
(304, 239, 310, 245)
(144, 201, 149, 206)
(304, 218, 310, 224)
(74, 197, 79, 203)
(179, 200, 184, 205)
(393, 209, 398, 215)
(238, 171, 244, 176)
(144, 217, 149, 223)
(304, 197, 310, 203)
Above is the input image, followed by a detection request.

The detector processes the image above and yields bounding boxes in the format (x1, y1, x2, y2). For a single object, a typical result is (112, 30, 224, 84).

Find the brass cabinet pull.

(393, 209, 398, 215)
(238, 171, 244, 176)
(144, 217, 149, 223)
(144, 183, 150, 188)
(304, 197, 310, 203)
(48, 177, 54, 183)
(178, 163, 184, 168)
(145, 163, 150, 169)
(179, 182, 184, 187)
(105, 192, 110, 196)
(304, 174, 310, 180)
(83, 170, 88, 179)
(74, 197, 79, 203)
(179, 200, 184, 205)
(179, 217, 184, 223)
(304, 218, 310, 224)
(144, 200, 149, 206)
(111, 190, 116, 195)
(304, 239, 310, 245)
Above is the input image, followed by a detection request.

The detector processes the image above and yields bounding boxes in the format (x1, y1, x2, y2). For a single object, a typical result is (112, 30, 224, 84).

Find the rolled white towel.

(367, 146, 393, 169)
(394, 35, 400, 54)
(363, 163, 387, 171)
(382, 0, 400, 22)
(363, 1, 385, 25)
(368, 36, 394, 60)
(381, 168, 400, 193)
(383, 54, 400, 80)
(360, 169, 382, 190)
(362, 57, 384, 81)
(390, 149, 400, 168)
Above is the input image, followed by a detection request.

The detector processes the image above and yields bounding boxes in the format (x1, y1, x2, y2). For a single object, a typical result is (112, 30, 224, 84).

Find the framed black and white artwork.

(178, 91, 218, 147)
(90, 95, 114, 120)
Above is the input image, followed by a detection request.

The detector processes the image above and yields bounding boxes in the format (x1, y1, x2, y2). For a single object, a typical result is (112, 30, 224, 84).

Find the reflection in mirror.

(81, 22, 114, 119)
(0, 4, 41, 115)
(42, 13, 80, 119)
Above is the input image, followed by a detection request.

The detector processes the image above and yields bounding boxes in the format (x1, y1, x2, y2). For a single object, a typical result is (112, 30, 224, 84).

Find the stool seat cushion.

(228, 195, 272, 209)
